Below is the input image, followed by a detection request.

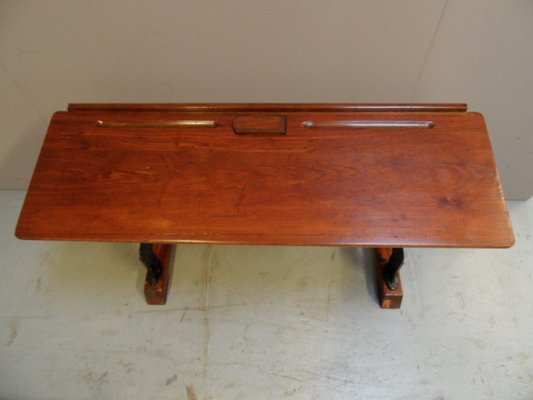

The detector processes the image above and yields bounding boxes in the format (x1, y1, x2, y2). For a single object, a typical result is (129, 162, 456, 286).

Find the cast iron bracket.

(383, 248, 404, 291)
(139, 243, 163, 287)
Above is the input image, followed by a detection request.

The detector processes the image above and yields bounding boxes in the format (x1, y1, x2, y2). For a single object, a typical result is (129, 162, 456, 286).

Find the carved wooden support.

(139, 243, 174, 305)
(376, 248, 404, 309)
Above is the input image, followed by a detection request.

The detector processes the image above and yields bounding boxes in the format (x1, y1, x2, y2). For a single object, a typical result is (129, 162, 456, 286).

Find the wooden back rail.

(16, 104, 514, 308)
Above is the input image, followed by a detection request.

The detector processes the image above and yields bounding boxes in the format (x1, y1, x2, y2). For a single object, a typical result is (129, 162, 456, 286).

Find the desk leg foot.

(376, 248, 404, 309)
(139, 243, 174, 305)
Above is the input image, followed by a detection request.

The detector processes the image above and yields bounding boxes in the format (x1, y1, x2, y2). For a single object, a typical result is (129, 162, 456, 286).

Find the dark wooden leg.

(376, 248, 404, 309)
(139, 243, 174, 305)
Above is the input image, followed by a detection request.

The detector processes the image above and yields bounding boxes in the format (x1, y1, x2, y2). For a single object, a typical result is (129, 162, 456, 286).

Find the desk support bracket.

(376, 248, 404, 309)
(139, 243, 175, 305)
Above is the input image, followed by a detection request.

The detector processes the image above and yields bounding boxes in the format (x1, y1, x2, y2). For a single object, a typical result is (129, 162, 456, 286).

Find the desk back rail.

(68, 103, 468, 113)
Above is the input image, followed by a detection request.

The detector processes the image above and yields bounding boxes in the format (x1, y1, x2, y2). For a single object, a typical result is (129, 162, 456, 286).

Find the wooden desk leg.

(139, 243, 174, 305)
(376, 248, 404, 309)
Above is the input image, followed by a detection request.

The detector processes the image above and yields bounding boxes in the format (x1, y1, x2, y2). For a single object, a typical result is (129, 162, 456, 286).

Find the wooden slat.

(16, 106, 513, 248)
(68, 103, 468, 113)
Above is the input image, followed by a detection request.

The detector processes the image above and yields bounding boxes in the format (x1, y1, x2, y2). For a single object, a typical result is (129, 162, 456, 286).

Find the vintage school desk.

(15, 103, 514, 308)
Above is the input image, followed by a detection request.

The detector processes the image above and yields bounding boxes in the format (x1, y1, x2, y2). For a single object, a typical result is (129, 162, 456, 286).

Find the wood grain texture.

(16, 104, 514, 248)
(68, 103, 468, 113)
(233, 115, 286, 135)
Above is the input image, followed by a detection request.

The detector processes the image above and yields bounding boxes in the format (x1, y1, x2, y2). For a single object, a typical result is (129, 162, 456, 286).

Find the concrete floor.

(0, 190, 532, 400)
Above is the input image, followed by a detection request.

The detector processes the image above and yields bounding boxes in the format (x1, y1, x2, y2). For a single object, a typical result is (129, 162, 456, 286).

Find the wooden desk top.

(16, 104, 514, 248)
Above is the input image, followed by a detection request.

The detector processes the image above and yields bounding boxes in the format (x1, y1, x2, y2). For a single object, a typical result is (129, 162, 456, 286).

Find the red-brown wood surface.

(68, 103, 468, 113)
(16, 105, 514, 248)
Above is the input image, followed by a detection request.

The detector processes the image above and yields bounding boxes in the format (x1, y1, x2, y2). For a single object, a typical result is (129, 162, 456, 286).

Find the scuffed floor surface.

(0, 190, 532, 399)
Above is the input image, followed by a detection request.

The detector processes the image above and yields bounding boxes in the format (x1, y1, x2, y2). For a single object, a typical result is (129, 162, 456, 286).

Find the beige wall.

(413, 1, 533, 200)
(1, 1, 531, 199)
